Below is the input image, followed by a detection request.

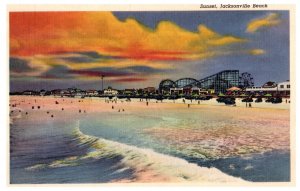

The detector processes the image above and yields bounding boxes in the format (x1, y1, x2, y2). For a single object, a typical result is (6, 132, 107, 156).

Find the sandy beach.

(9, 95, 290, 183)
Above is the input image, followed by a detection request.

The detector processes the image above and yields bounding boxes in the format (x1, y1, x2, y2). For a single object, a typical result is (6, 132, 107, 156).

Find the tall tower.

(101, 75, 105, 92)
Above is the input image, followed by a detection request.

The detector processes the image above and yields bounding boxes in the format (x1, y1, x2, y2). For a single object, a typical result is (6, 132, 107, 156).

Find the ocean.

(10, 98, 290, 183)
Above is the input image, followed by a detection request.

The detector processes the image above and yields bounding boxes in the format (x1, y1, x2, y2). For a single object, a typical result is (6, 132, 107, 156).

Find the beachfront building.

(22, 90, 39, 95)
(50, 89, 62, 96)
(86, 90, 99, 97)
(169, 87, 208, 95)
(277, 81, 291, 96)
(143, 87, 156, 94)
(74, 90, 86, 97)
(170, 87, 183, 95)
(124, 88, 136, 96)
(60, 89, 69, 96)
(61, 88, 85, 97)
(245, 81, 290, 97)
(104, 87, 118, 96)
(192, 87, 209, 95)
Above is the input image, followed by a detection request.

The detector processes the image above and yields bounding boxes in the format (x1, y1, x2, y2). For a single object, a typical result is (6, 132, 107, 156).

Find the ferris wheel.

(239, 72, 254, 88)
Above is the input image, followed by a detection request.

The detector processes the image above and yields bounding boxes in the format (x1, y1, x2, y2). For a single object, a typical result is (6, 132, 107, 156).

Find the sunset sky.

(9, 11, 289, 91)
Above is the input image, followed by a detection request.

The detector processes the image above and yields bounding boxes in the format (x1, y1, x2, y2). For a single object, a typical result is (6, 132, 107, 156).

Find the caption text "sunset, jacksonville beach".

(200, 4, 268, 9)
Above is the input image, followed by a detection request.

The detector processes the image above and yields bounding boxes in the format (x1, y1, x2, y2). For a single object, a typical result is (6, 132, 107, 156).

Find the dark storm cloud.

(59, 56, 96, 63)
(124, 66, 170, 74)
(74, 51, 117, 59)
(58, 51, 121, 63)
(10, 57, 35, 73)
(38, 64, 167, 80)
(67, 66, 169, 78)
(68, 67, 133, 77)
(39, 65, 73, 79)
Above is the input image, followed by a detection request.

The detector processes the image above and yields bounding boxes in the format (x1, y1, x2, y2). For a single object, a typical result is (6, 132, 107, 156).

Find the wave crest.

(26, 121, 246, 183)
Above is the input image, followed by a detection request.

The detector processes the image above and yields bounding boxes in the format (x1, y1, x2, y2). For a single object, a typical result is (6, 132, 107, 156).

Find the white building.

(169, 87, 183, 95)
(246, 81, 290, 96)
(86, 90, 98, 96)
(169, 87, 208, 95)
(104, 87, 118, 96)
(277, 81, 290, 91)
(191, 87, 209, 95)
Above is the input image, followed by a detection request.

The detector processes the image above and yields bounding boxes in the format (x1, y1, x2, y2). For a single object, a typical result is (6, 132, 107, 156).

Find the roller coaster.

(159, 70, 253, 93)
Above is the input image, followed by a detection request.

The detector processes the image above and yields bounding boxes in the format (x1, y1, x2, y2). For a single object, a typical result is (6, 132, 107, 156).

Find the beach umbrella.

(227, 87, 241, 91)
(264, 93, 272, 97)
(240, 93, 247, 97)
(218, 93, 225, 96)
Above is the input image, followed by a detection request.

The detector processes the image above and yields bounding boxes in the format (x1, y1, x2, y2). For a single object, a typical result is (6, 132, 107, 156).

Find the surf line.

(72, 122, 246, 183)
(25, 119, 247, 183)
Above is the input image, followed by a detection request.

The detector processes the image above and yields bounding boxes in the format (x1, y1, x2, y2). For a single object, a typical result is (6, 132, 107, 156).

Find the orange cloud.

(10, 12, 245, 61)
(246, 13, 281, 33)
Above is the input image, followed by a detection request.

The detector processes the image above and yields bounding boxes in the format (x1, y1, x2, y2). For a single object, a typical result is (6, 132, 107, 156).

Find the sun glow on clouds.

(249, 49, 265, 55)
(9, 11, 265, 84)
(10, 12, 245, 60)
(246, 13, 281, 33)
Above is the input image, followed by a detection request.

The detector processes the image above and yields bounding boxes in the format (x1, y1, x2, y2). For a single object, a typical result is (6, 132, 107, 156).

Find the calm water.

(10, 107, 290, 183)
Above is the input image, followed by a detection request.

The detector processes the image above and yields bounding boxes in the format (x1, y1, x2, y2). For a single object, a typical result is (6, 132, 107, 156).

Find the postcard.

(8, 4, 295, 185)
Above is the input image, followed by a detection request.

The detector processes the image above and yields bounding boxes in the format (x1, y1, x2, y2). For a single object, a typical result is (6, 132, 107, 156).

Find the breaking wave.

(26, 121, 246, 183)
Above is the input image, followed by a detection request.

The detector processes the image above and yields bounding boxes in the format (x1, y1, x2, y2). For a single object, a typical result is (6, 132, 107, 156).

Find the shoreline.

(9, 95, 290, 111)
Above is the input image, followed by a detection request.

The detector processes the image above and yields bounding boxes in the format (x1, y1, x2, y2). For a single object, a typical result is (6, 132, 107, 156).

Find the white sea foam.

(25, 164, 47, 171)
(25, 121, 246, 183)
(73, 122, 246, 183)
